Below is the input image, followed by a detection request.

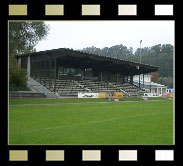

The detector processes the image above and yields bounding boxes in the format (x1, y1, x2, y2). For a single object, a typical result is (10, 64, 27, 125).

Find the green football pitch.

(9, 98, 173, 145)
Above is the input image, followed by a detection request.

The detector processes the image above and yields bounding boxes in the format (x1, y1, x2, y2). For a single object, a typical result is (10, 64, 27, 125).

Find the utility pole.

(140, 40, 142, 64)
(139, 40, 142, 88)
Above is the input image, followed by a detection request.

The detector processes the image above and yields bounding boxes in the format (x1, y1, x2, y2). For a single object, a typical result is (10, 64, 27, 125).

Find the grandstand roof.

(16, 48, 158, 75)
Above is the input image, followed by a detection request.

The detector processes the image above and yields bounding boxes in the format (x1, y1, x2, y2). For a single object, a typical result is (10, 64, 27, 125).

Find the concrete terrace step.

(35, 77, 142, 98)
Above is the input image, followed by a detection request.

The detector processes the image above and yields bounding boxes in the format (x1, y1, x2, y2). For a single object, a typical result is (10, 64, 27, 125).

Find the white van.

(143, 93, 161, 98)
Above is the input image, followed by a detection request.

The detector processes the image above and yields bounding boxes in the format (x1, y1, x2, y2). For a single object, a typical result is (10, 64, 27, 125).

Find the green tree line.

(81, 44, 173, 88)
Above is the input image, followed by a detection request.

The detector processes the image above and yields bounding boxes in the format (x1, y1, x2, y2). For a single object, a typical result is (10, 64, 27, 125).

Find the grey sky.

(36, 21, 174, 52)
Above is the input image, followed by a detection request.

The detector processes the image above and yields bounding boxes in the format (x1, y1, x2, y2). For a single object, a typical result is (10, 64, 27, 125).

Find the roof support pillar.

(150, 82, 151, 93)
(83, 69, 85, 79)
(27, 56, 30, 78)
(39, 61, 41, 78)
(49, 59, 51, 77)
(17, 57, 21, 68)
(122, 76, 124, 84)
(116, 74, 118, 83)
(130, 75, 133, 84)
(139, 74, 141, 88)
(55, 58, 57, 79)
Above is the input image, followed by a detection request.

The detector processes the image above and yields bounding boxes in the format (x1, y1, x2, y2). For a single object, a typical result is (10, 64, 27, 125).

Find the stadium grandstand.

(15, 48, 158, 98)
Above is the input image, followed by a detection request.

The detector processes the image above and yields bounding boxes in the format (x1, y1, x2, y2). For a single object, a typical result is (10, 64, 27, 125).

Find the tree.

(151, 72, 159, 83)
(9, 66, 28, 91)
(9, 22, 50, 58)
(151, 44, 162, 55)
(9, 21, 50, 91)
(159, 77, 173, 88)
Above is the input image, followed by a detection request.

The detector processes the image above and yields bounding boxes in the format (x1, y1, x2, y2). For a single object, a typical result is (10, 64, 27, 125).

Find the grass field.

(9, 98, 111, 105)
(9, 98, 173, 145)
(9, 97, 171, 105)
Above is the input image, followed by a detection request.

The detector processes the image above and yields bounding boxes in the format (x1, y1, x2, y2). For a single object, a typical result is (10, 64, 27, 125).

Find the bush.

(9, 67, 30, 91)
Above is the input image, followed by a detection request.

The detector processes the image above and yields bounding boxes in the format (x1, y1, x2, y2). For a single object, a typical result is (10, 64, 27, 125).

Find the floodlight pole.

(139, 40, 142, 88)
(140, 40, 142, 64)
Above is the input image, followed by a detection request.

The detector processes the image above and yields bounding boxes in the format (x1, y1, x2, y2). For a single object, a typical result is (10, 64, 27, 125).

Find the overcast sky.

(36, 21, 174, 52)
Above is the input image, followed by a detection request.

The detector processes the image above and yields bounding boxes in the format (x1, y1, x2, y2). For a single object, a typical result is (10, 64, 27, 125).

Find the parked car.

(141, 88, 150, 92)
(143, 93, 161, 98)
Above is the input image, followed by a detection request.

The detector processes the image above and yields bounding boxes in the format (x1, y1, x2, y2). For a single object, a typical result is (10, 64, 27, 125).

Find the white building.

(133, 74, 167, 95)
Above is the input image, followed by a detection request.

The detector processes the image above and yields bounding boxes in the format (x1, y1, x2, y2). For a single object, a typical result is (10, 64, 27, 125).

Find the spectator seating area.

(36, 77, 143, 98)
